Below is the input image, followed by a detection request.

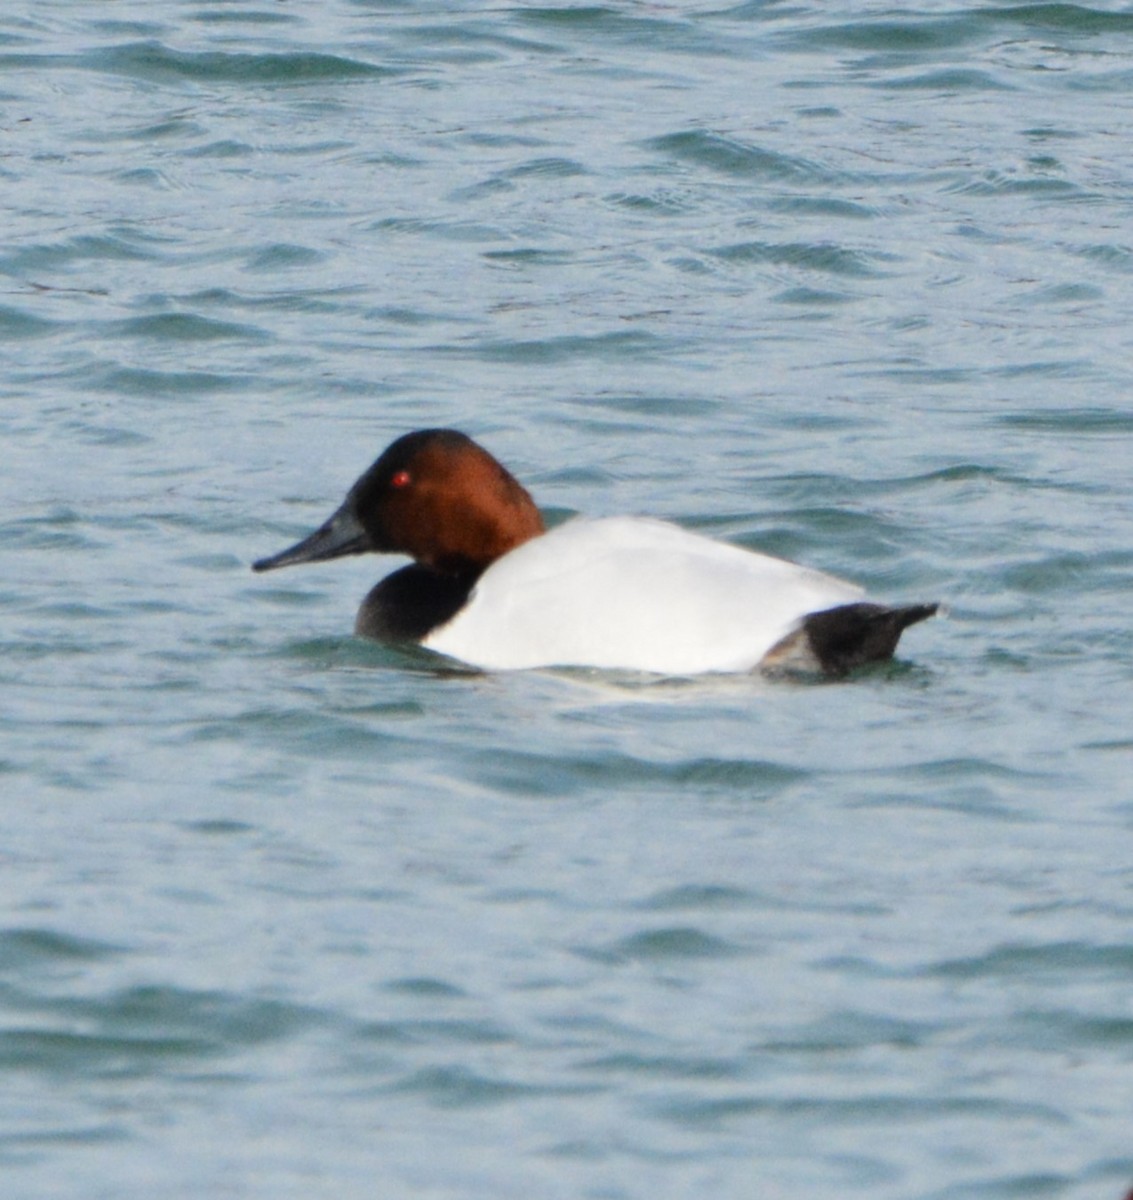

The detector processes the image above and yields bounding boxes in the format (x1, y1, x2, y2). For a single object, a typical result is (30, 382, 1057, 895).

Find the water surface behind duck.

(2, 3, 1132, 1197)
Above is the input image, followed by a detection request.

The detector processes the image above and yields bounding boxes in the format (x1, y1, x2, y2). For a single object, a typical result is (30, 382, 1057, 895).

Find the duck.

(253, 428, 937, 676)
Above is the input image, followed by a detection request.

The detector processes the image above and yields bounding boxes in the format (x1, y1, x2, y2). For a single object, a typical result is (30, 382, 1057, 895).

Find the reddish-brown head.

(253, 429, 544, 578)
(349, 429, 544, 574)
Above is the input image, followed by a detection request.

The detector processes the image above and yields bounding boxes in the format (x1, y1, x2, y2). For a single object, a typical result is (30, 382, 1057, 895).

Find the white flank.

(423, 517, 863, 674)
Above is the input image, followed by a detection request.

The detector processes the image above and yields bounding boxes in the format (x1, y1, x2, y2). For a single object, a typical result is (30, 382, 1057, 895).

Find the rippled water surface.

(4, 2, 1133, 1197)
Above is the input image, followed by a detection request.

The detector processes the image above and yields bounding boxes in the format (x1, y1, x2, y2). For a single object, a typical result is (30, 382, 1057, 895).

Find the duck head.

(253, 429, 545, 578)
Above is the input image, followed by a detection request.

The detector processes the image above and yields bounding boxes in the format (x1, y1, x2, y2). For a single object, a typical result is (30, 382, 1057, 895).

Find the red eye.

(390, 470, 411, 489)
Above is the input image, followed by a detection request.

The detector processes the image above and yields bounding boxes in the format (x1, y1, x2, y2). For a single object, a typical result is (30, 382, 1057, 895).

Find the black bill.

(252, 504, 370, 573)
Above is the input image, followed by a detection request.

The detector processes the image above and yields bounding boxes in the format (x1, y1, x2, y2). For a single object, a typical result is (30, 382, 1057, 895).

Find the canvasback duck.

(253, 429, 937, 676)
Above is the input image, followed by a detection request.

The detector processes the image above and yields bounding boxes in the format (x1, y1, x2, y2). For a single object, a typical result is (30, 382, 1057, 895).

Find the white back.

(424, 517, 863, 674)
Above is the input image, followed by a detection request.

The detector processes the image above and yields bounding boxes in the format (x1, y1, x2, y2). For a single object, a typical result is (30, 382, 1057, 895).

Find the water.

(3, 2, 1133, 1197)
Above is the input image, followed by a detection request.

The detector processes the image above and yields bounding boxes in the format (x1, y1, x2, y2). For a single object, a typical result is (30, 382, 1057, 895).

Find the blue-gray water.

(3, 3, 1133, 1197)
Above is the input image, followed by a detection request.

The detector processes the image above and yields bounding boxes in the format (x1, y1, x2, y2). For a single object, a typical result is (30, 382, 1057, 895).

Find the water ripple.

(468, 747, 808, 798)
(653, 1091, 1067, 1129)
(106, 313, 271, 342)
(929, 941, 1133, 982)
(645, 131, 838, 184)
(86, 41, 395, 84)
(390, 1064, 593, 1109)
(0, 981, 323, 1076)
(0, 930, 118, 971)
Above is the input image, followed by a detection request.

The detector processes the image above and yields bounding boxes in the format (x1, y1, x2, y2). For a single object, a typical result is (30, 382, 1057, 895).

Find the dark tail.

(803, 602, 938, 676)
(763, 601, 938, 677)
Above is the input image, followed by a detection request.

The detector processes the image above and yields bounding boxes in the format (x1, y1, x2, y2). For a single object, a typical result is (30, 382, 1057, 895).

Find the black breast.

(354, 564, 477, 643)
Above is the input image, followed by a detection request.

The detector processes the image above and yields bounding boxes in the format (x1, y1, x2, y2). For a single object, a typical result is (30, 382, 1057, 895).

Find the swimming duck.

(253, 429, 937, 675)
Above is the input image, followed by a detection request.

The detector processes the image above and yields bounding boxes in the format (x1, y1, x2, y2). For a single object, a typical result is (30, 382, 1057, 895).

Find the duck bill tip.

(251, 506, 369, 573)
(251, 550, 292, 573)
